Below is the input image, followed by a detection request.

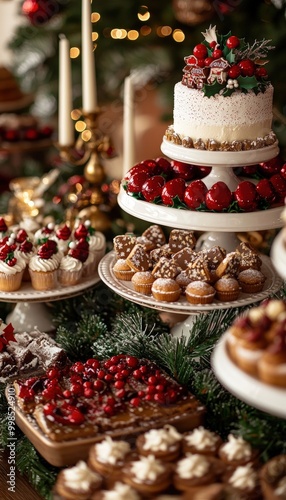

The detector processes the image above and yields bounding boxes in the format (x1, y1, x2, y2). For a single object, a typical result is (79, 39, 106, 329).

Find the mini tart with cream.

(218, 434, 259, 469)
(259, 454, 286, 500)
(226, 299, 286, 380)
(173, 453, 225, 491)
(123, 454, 173, 495)
(182, 426, 222, 456)
(91, 482, 140, 500)
(136, 424, 182, 462)
(257, 328, 286, 388)
(88, 436, 133, 486)
(223, 463, 261, 500)
(54, 460, 102, 500)
(226, 306, 270, 377)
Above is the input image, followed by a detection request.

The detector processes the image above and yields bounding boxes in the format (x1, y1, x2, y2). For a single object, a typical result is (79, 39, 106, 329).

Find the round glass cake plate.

(270, 228, 286, 280)
(211, 332, 286, 419)
(98, 252, 283, 338)
(3, 273, 100, 333)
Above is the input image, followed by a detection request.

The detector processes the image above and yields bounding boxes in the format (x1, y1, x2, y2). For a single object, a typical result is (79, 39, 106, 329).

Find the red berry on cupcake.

(212, 48, 223, 59)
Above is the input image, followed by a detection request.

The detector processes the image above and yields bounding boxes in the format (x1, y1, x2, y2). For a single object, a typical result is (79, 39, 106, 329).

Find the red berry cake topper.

(182, 25, 274, 97)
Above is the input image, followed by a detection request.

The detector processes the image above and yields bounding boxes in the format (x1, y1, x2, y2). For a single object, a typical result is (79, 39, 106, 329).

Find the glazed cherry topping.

(126, 356, 138, 368)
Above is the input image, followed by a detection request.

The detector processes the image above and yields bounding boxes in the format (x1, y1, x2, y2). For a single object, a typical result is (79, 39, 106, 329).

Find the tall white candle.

(58, 34, 74, 146)
(81, 0, 97, 112)
(123, 75, 135, 176)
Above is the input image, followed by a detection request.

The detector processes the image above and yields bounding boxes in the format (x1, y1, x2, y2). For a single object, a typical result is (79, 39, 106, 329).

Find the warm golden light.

(71, 109, 82, 120)
(128, 30, 139, 40)
(161, 25, 172, 36)
(140, 25, 151, 36)
(111, 29, 127, 39)
(173, 29, 185, 42)
(70, 47, 80, 59)
(82, 129, 92, 141)
(75, 120, 86, 132)
(91, 12, 100, 22)
(92, 32, 99, 41)
(138, 5, 150, 21)
(138, 11, 150, 21)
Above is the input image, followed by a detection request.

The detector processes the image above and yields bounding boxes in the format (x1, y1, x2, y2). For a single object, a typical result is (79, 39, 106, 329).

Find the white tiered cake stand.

(98, 141, 283, 338)
(2, 274, 100, 333)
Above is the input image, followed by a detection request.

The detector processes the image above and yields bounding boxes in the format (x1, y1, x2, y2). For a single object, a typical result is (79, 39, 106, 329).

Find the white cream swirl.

(184, 426, 219, 450)
(221, 435, 252, 461)
(102, 482, 140, 500)
(63, 461, 101, 492)
(229, 464, 257, 490)
(94, 436, 130, 465)
(14, 248, 35, 265)
(176, 454, 210, 479)
(88, 231, 106, 252)
(29, 254, 59, 272)
(0, 258, 25, 274)
(142, 425, 182, 452)
(59, 255, 82, 272)
(130, 455, 165, 482)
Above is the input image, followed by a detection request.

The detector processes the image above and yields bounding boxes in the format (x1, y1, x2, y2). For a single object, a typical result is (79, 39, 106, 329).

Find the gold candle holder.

(57, 108, 113, 232)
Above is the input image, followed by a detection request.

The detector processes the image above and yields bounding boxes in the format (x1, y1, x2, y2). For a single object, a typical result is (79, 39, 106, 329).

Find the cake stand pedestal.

(2, 274, 100, 333)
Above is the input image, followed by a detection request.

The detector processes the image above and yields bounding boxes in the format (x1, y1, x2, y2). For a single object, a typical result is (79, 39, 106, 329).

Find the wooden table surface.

(0, 450, 43, 500)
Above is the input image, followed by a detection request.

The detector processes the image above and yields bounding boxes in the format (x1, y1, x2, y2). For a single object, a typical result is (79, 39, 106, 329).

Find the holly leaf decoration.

(222, 87, 235, 97)
(203, 81, 224, 98)
(237, 75, 258, 90)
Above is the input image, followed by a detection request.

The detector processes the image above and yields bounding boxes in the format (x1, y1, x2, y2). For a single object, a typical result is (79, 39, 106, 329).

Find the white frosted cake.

(166, 26, 276, 151)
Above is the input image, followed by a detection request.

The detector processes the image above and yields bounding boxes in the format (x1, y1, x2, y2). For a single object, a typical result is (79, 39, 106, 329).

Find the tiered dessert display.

(100, 27, 284, 337)
(0, 218, 105, 332)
